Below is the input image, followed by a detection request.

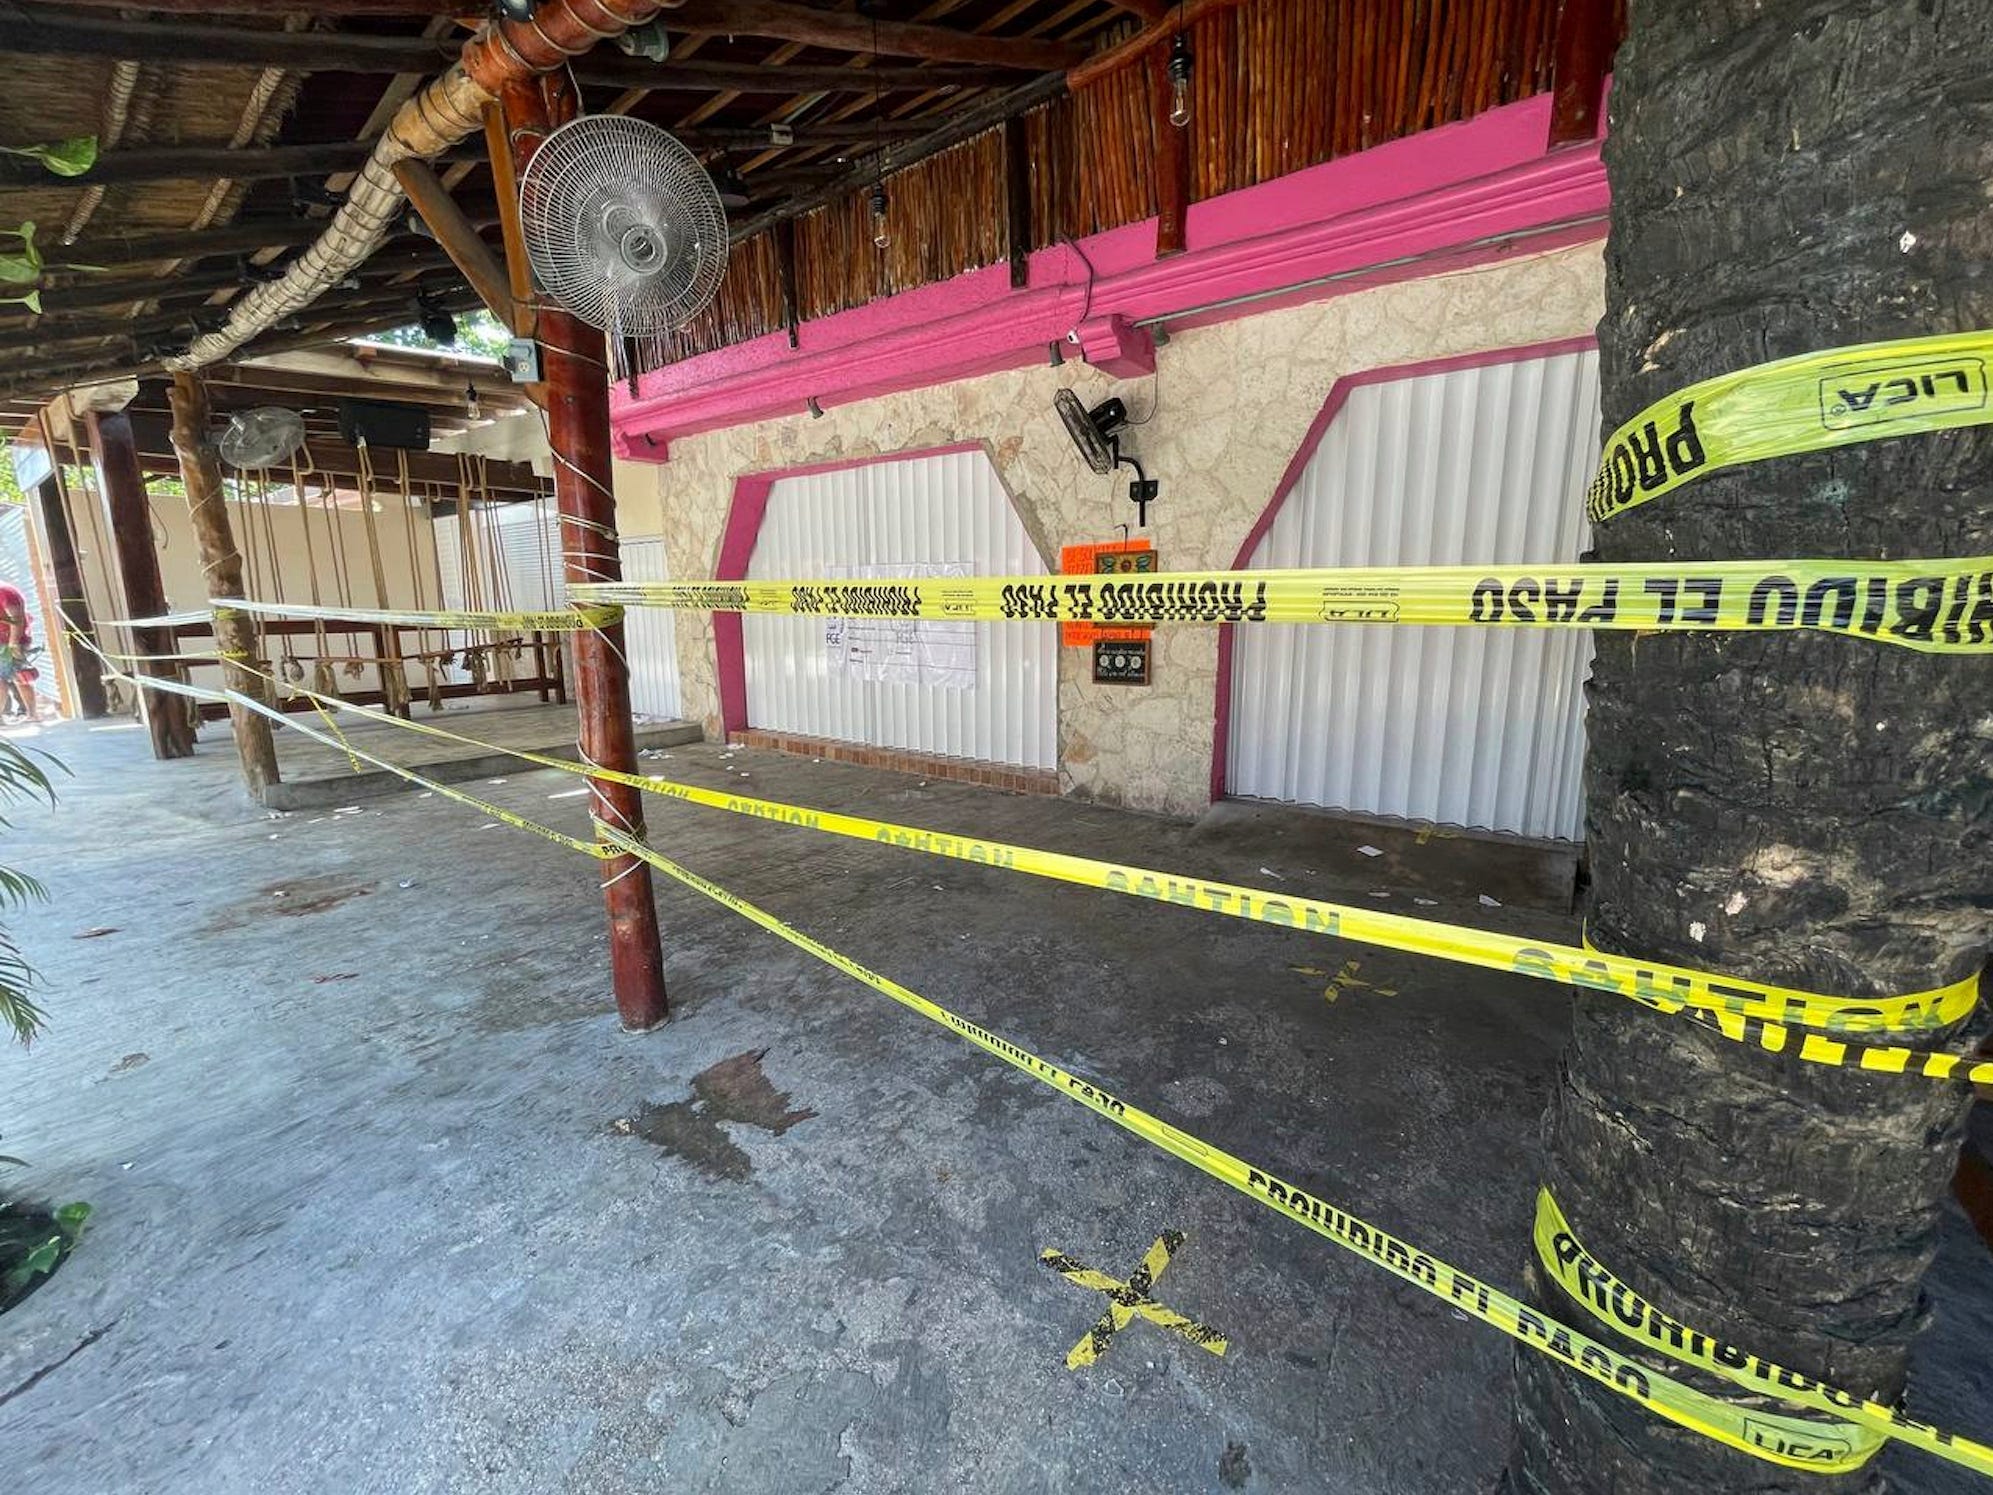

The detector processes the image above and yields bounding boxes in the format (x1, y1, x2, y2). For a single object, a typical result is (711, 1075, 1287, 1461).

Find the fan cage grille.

(217, 407, 307, 470)
(518, 115, 730, 337)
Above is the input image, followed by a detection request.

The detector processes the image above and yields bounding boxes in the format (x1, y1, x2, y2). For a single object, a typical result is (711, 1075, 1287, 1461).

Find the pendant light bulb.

(869, 184, 890, 250)
(1166, 32, 1193, 129)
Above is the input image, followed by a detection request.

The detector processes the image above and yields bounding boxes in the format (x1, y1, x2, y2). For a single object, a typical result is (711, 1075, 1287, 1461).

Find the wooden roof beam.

(667, 0, 1086, 71)
(0, 278, 476, 360)
(0, 290, 488, 403)
(120, 412, 547, 493)
(392, 160, 518, 330)
(29, 0, 481, 14)
(0, 139, 484, 190)
(56, 220, 373, 269)
(16, 247, 457, 319)
(0, 14, 1035, 90)
(728, 71, 1067, 240)
(1068, 0, 1251, 89)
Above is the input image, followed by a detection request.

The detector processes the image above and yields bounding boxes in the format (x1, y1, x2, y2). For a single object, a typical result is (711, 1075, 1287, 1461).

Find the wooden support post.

(774, 219, 801, 349)
(1150, 43, 1189, 259)
(165, 372, 281, 796)
(503, 74, 669, 1033)
(1547, 0, 1614, 149)
(1004, 116, 1032, 289)
(84, 408, 195, 760)
(392, 160, 518, 331)
(28, 473, 109, 718)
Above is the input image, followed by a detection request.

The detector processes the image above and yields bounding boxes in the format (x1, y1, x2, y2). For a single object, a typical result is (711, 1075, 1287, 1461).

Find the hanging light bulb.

(1167, 32, 1193, 129)
(868, 184, 890, 250)
(465, 381, 481, 421)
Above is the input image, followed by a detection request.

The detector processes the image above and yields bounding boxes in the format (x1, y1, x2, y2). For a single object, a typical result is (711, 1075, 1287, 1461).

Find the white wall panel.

(1227, 348, 1600, 842)
(744, 448, 1055, 770)
(621, 537, 682, 720)
(431, 501, 565, 686)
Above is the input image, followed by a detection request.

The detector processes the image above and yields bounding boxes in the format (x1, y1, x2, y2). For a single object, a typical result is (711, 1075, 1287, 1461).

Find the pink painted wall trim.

(612, 93, 1608, 458)
(1208, 335, 1600, 802)
(712, 441, 989, 737)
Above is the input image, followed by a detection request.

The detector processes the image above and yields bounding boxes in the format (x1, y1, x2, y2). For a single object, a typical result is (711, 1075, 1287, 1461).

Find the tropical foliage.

(0, 739, 56, 1046)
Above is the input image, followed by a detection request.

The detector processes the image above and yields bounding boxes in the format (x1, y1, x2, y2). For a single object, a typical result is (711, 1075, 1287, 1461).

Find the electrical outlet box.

(502, 338, 542, 385)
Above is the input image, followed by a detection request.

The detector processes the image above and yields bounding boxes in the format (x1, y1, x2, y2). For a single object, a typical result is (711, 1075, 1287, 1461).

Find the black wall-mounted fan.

(1054, 388, 1160, 525)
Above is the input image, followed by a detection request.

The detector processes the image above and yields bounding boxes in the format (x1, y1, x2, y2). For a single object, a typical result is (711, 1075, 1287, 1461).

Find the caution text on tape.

(213, 663, 1990, 1088)
(572, 557, 1993, 653)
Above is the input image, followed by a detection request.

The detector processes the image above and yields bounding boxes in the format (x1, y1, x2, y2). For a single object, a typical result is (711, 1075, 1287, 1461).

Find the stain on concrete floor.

(204, 874, 374, 930)
(617, 1048, 817, 1181)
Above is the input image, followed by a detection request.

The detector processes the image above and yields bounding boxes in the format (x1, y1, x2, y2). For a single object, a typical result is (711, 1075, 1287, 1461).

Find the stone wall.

(618, 243, 1606, 820)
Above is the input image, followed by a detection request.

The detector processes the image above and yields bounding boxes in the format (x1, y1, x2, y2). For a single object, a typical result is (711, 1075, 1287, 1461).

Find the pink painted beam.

(613, 94, 1608, 460)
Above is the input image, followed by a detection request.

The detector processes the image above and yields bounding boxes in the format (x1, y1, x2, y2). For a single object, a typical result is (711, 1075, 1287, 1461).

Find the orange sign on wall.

(1059, 540, 1157, 648)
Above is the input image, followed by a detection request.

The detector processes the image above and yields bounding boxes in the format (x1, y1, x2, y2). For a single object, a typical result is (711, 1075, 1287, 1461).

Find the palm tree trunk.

(1510, 2, 1991, 1491)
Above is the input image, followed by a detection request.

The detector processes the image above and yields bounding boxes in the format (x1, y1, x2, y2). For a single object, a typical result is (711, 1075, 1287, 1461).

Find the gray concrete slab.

(0, 717, 1986, 1493)
(262, 699, 701, 810)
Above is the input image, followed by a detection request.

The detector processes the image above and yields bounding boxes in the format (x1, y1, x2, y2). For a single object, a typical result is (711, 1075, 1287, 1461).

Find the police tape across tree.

(85, 645, 1993, 1483)
(1586, 328, 1993, 523)
(573, 556, 1993, 653)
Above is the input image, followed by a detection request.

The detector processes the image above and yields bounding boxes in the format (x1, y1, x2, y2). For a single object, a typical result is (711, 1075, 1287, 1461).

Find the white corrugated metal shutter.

(1227, 348, 1600, 842)
(744, 448, 1055, 770)
(622, 537, 682, 720)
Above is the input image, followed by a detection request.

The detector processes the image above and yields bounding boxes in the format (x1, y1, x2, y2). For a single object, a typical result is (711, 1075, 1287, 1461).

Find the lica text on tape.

(572, 557, 1993, 653)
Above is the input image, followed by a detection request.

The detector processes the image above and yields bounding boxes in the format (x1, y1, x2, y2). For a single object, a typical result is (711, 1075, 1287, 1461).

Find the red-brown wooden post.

(501, 73, 669, 1031)
(28, 471, 109, 718)
(1150, 39, 1189, 258)
(1547, 0, 1614, 149)
(84, 408, 196, 760)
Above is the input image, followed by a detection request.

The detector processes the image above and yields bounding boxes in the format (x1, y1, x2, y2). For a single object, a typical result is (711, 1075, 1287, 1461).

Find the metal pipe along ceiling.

(169, 0, 684, 371)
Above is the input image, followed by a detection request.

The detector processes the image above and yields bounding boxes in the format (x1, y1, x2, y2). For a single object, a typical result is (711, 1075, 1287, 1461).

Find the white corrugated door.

(1227, 348, 1600, 842)
(743, 448, 1055, 770)
(621, 537, 682, 719)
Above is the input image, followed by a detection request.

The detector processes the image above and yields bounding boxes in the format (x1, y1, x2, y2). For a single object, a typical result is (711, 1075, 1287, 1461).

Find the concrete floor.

(0, 716, 1987, 1493)
(264, 697, 701, 810)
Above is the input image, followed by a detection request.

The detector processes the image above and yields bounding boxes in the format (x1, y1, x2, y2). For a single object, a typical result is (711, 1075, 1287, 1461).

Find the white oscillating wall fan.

(217, 406, 307, 470)
(517, 114, 730, 338)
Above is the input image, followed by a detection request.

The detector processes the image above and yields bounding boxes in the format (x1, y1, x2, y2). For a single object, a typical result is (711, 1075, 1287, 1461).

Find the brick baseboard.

(731, 729, 1058, 797)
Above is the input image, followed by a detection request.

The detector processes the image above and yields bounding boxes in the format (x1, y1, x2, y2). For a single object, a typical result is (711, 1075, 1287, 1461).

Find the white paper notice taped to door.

(825, 562, 977, 689)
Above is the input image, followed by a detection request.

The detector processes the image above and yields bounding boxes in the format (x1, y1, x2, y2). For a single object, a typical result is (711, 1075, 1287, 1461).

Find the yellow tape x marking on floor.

(1040, 1231, 1229, 1369)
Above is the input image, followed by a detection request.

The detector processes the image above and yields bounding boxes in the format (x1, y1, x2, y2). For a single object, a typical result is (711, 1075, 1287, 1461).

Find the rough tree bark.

(166, 372, 281, 799)
(1511, 3, 1991, 1492)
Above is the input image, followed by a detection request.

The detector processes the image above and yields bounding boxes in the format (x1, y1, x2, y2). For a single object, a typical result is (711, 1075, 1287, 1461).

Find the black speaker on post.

(337, 398, 431, 452)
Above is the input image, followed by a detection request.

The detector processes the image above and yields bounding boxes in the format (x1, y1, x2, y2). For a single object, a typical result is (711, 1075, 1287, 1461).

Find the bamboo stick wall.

(644, 0, 1620, 370)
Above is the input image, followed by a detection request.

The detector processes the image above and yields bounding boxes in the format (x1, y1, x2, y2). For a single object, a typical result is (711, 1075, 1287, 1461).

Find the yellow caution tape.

(88, 627, 1991, 1479)
(94, 663, 607, 860)
(95, 610, 213, 630)
(597, 822, 1993, 1482)
(1589, 329, 1993, 524)
(1534, 1189, 1993, 1475)
(211, 597, 623, 633)
(571, 556, 1993, 653)
(219, 667, 1987, 1080)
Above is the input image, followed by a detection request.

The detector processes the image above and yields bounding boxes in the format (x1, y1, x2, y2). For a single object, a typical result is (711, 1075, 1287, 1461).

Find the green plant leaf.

(0, 138, 97, 177)
(0, 221, 41, 288)
(54, 1202, 91, 1237)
